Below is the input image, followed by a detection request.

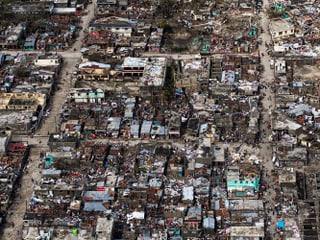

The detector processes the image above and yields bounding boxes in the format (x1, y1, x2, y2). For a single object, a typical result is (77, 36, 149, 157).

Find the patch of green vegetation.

(171, 46, 188, 52)
(1, 0, 18, 5)
(14, 66, 30, 78)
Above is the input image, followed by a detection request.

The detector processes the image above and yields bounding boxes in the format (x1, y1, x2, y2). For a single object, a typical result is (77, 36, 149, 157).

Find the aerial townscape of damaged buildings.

(0, 0, 320, 239)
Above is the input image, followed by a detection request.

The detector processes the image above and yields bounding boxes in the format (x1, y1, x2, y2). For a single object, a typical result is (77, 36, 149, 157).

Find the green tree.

(14, 66, 30, 78)
(159, 0, 176, 18)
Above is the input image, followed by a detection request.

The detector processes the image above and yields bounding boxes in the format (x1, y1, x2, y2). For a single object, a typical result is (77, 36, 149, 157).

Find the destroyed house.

(78, 62, 111, 81)
(120, 186, 148, 209)
(48, 134, 79, 150)
(167, 153, 185, 178)
(23, 36, 37, 51)
(0, 93, 46, 133)
(106, 117, 121, 138)
(209, 82, 236, 98)
(0, 90, 46, 109)
(278, 171, 296, 187)
(147, 178, 163, 205)
(140, 57, 167, 88)
(147, 28, 163, 52)
(229, 226, 264, 240)
(30, 68, 58, 84)
(96, 217, 114, 240)
(121, 57, 148, 78)
(210, 57, 223, 80)
(89, 20, 132, 38)
(150, 122, 167, 140)
(269, 19, 295, 41)
(96, 0, 117, 16)
(187, 117, 200, 136)
(0, 141, 29, 215)
(67, 88, 105, 103)
(277, 147, 307, 167)
(227, 165, 260, 199)
(61, 120, 81, 135)
(36, 169, 83, 197)
(0, 23, 25, 50)
(83, 30, 112, 49)
(246, 108, 259, 144)
(105, 144, 124, 169)
(238, 81, 259, 96)
(182, 206, 202, 238)
(221, 70, 236, 85)
(229, 199, 264, 226)
(168, 113, 181, 138)
(213, 146, 226, 167)
(0, 131, 11, 156)
(140, 120, 152, 139)
(195, 137, 214, 166)
(34, 53, 62, 67)
(0, 111, 35, 134)
(272, 111, 303, 135)
(129, 120, 140, 138)
(83, 190, 115, 212)
(194, 177, 210, 207)
(11, 2, 54, 15)
(29, 170, 84, 225)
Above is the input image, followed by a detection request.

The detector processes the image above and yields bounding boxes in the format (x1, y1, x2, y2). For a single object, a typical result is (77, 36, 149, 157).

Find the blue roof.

(277, 220, 285, 229)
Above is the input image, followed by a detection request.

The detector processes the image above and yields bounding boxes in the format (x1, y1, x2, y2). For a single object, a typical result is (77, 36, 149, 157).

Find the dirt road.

(257, 3, 281, 239)
(37, 2, 96, 135)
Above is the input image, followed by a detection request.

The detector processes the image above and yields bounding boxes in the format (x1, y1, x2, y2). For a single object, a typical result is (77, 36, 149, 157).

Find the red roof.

(7, 142, 27, 152)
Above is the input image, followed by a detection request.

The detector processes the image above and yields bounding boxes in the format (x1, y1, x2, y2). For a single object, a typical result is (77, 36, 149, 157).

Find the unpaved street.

(258, 3, 280, 239)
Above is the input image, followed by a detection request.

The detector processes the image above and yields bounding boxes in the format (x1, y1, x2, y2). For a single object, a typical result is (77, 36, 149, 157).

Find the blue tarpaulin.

(45, 155, 54, 165)
(277, 220, 285, 229)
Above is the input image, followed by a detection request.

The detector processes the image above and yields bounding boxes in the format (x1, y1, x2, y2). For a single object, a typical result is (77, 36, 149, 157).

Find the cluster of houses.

(21, 136, 269, 239)
(10, 53, 317, 239)
(0, 0, 84, 51)
(0, 0, 319, 55)
(0, 52, 61, 134)
(0, 52, 61, 227)
(268, 1, 320, 56)
(270, 55, 320, 239)
(0, 0, 320, 239)
(0, 53, 62, 134)
(262, 1, 320, 238)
